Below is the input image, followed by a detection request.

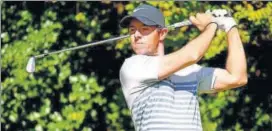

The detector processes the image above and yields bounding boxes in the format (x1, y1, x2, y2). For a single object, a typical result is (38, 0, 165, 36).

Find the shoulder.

(125, 55, 156, 63)
(120, 55, 142, 69)
(120, 55, 147, 73)
(121, 55, 158, 68)
(120, 55, 160, 77)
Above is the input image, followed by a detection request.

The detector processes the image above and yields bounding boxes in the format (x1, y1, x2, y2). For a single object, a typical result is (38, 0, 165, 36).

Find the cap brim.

(119, 15, 157, 28)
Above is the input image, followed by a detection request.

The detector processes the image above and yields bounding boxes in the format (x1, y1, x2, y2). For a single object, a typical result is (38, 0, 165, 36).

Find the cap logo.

(133, 8, 146, 12)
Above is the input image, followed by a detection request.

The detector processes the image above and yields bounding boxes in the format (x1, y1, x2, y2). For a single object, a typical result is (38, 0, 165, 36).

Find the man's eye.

(142, 27, 150, 31)
(129, 28, 136, 32)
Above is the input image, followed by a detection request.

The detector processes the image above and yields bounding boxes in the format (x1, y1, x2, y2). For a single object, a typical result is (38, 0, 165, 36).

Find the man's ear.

(159, 28, 168, 41)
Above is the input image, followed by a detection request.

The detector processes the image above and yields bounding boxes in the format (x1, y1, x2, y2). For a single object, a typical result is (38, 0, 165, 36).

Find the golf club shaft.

(34, 34, 130, 58)
(34, 20, 192, 59)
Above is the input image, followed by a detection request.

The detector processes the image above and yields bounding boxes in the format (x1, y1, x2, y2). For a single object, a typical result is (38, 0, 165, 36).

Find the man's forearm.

(158, 23, 217, 80)
(226, 28, 247, 84)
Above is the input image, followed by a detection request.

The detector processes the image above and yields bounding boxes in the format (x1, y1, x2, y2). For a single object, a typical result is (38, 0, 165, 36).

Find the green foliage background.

(1, 1, 271, 131)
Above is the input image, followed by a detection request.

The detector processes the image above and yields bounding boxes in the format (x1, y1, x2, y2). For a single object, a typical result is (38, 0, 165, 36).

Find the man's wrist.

(227, 26, 239, 36)
(205, 22, 218, 32)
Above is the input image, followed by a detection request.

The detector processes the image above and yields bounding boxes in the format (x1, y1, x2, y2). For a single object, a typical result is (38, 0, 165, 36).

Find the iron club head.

(26, 56, 36, 73)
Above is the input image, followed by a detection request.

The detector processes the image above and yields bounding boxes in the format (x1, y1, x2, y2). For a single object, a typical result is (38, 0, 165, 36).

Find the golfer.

(119, 4, 247, 131)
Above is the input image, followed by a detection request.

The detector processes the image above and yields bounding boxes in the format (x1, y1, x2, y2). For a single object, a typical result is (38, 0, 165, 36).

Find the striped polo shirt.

(120, 55, 216, 131)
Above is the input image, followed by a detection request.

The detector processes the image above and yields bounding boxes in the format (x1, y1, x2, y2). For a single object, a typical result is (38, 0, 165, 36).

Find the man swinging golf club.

(119, 4, 247, 131)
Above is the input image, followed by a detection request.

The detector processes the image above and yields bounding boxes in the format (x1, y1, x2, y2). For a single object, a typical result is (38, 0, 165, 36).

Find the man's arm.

(158, 13, 217, 80)
(213, 27, 247, 91)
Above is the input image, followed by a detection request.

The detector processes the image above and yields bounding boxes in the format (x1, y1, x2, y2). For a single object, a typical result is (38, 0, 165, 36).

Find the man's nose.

(134, 29, 142, 39)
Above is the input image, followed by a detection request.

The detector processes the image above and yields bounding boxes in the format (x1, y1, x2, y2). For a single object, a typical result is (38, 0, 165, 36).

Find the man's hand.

(189, 13, 213, 32)
(206, 9, 237, 33)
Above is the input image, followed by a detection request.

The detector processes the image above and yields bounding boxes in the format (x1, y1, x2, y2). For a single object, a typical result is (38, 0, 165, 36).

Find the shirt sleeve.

(196, 65, 217, 93)
(119, 55, 160, 108)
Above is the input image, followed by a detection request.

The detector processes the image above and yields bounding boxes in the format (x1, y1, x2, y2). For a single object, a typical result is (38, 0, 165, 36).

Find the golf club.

(26, 19, 192, 73)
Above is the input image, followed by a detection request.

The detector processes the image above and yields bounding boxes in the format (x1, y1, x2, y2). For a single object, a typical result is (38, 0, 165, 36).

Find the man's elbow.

(233, 75, 248, 87)
(241, 76, 248, 85)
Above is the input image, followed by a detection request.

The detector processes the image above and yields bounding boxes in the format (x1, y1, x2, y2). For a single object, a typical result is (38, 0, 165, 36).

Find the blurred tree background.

(1, 1, 271, 131)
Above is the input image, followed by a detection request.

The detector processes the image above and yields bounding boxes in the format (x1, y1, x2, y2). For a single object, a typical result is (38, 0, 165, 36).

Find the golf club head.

(26, 56, 35, 73)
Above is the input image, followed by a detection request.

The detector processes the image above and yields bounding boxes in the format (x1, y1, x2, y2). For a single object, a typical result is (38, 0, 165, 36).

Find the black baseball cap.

(119, 4, 165, 28)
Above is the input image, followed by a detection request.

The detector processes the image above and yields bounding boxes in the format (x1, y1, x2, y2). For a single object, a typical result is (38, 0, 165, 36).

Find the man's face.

(129, 19, 160, 55)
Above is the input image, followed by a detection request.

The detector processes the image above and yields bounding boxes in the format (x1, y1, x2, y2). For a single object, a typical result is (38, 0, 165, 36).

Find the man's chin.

(135, 50, 148, 55)
(135, 50, 156, 56)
